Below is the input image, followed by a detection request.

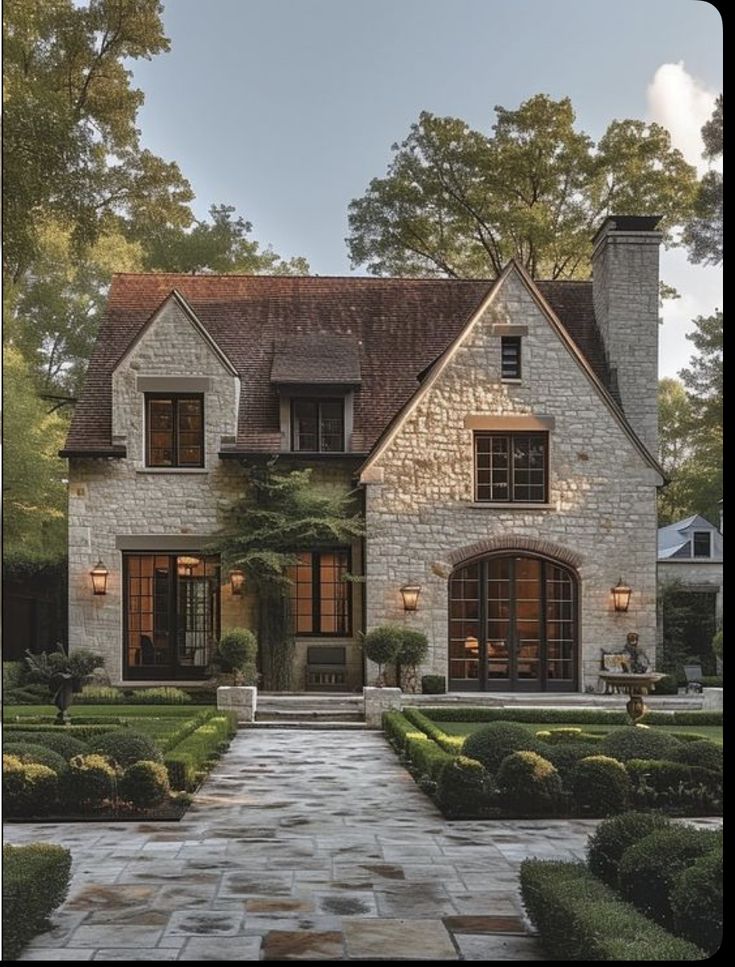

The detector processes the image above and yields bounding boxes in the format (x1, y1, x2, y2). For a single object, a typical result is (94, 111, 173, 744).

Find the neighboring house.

(62, 216, 665, 693)
(658, 513, 723, 664)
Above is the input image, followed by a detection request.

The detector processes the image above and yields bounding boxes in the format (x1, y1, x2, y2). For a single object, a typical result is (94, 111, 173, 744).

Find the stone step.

(241, 720, 368, 731)
(256, 709, 364, 722)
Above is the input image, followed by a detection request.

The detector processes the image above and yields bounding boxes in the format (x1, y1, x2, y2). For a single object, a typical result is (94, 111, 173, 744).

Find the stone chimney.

(591, 215, 662, 455)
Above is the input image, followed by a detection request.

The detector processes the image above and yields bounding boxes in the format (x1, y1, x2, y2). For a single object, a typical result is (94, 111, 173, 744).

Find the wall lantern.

(611, 578, 632, 613)
(400, 584, 422, 612)
(229, 569, 245, 595)
(177, 556, 200, 577)
(90, 559, 109, 595)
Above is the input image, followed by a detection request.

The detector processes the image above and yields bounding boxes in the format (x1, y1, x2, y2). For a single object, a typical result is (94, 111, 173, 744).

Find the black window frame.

(474, 431, 549, 504)
(501, 336, 522, 380)
(289, 548, 352, 637)
(145, 393, 205, 468)
(692, 531, 711, 558)
(290, 398, 345, 453)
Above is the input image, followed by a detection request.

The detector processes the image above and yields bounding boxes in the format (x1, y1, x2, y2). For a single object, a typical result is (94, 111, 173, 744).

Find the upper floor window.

(288, 550, 351, 635)
(291, 398, 344, 452)
(692, 531, 711, 558)
(146, 395, 204, 467)
(501, 336, 522, 380)
(475, 432, 548, 503)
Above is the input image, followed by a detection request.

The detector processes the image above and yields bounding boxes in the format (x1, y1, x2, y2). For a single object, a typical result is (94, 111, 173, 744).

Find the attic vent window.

(501, 336, 522, 380)
(692, 532, 711, 558)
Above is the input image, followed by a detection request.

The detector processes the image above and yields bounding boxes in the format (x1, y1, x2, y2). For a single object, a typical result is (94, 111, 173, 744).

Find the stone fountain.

(598, 632, 665, 723)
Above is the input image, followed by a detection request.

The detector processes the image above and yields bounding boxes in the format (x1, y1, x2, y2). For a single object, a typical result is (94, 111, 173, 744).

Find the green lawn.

(437, 720, 723, 745)
(3, 705, 208, 749)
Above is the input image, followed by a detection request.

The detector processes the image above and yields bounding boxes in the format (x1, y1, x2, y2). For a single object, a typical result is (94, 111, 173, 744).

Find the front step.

(254, 692, 366, 725)
(242, 720, 367, 730)
(256, 709, 363, 722)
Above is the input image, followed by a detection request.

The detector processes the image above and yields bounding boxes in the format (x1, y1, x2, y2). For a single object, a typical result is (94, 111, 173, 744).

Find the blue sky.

(129, 0, 722, 377)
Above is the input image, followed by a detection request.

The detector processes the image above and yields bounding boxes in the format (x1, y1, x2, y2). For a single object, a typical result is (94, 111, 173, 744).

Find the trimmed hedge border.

(402, 707, 464, 753)
(2, 843, 72, 960)
(383, 710, 454, 781)
(4, 723, 123, 741)
(164, 713, 238, 790)
(421, 707, 722, 726)
(520, 859, 705, 960)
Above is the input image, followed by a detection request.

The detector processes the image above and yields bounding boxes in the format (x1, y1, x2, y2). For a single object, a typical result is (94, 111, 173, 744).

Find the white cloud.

(646, 62, 719, 173)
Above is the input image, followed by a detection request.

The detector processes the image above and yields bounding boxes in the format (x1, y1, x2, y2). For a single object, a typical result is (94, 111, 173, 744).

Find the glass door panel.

(486, 557, 510, 681)
(449, 564, 480, 683)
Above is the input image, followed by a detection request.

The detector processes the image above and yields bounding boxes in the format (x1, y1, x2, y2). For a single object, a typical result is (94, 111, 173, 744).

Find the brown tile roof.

(270, 333, 362, 385)
(62, 273, 615, 457)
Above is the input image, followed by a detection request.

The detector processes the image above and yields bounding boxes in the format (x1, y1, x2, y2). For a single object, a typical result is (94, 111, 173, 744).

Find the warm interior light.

(611, 578, 632, 613)
(90, 559, 109, 595)
(177, 555, 200, 577)
(400, 584, 422, 611)
(229, 569, 245, 595)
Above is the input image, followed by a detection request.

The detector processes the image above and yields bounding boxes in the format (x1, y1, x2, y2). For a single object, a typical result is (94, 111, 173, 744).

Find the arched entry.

(448, 552, 578, 691)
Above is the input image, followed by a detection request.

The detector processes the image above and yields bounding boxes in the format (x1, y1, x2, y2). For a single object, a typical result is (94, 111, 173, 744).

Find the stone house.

(62, 215, 664, 693)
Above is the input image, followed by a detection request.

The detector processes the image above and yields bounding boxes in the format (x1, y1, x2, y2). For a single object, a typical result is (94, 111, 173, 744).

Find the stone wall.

(68, 298, 363, 687)
(360, 267, 661, 692)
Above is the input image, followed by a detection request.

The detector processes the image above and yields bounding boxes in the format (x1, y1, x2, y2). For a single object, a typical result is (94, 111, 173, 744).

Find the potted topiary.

(396, 629, 429, 693)
(216, 629, 258, 685)
(362, 625, 402, 686)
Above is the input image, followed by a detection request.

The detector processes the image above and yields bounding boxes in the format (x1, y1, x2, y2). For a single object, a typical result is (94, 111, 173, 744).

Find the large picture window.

(146, 395, 204, 467)
(291, 399, 344, 452)
(289, 550, 351, 635)
(474, 432, 548, 503)
(124, 554, 220, 679)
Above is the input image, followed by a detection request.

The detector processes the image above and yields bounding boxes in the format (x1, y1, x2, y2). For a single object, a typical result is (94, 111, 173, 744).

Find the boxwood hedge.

(2, 843, 72, 960)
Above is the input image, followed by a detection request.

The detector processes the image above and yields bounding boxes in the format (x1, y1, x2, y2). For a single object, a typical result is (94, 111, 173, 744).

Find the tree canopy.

(347, 94, 698, 279)
(683, 94, 723, 267)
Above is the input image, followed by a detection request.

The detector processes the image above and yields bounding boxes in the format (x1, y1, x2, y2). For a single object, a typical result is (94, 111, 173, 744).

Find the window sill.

(501, 378, 522, 384)
(466, 501, 556, 511)
(136, 468, 209, 475)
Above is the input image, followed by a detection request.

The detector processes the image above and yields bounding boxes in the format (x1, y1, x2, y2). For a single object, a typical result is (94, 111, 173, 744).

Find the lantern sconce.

(611, 578, 632, 613)
(90, 559, 109, 595)
(400, 584, 422, 612)
(229, 569, 245, 596)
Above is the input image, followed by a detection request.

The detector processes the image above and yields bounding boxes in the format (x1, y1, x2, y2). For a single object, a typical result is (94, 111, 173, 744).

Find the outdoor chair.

(684, 664, 704, 694)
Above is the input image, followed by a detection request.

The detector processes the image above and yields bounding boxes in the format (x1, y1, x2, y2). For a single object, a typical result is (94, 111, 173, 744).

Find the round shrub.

(618, 825, 722, 930)
(587, 810, 672, 886)
(600, 726, 681, 763)
(6, 731, 89, 761)
(3, 756, 58, 816)
(673, 739, 722, 774)
(363, 625, 402, 681)
(217, 629, 257, 684)
(66, 754, 120, 808)
(542, 741, 604, 779)
(571, 756, 632, 816)
(463, 722, 542, 775)
(436, 756, 493, 819)
(4, 742, 68, 776)
(671, 850, 723, 955)
(120, 760, 171, 809)
(496, 751, 563, 814)
(89, 730, 162, 768)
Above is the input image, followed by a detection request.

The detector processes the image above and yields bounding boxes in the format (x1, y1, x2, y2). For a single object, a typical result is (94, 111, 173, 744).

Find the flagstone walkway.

(6, 728, 717, 961)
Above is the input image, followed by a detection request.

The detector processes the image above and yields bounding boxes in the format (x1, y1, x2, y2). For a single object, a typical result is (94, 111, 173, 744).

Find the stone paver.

(6, 729, 721, 960)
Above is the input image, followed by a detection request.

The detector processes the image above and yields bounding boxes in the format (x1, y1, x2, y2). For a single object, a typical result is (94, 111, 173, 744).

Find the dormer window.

(291, 399, 345, 452)
(146, 395, 204, 467)
(692, 531, 711, 558)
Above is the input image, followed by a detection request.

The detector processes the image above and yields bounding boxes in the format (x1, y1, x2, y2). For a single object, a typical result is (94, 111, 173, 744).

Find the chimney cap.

(592, 215, 662, 243)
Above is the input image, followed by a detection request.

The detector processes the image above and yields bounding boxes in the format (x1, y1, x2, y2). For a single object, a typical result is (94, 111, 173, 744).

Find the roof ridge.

(109, 272, 495, 282)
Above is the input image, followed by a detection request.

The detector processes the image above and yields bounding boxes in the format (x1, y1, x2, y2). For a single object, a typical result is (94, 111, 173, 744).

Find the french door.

(123, 553, 220, 680)
(448, 554, 577, 691)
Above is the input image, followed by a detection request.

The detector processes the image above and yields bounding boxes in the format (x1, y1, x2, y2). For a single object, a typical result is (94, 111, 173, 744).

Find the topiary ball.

(462, 722, 542, 775)
(89, 730, 162, 768)
(618, 825, 722, 931)
(363, 625, 402, 667)
(571, 755, 632, 816)
(6, 731, 89, 761)
(120, 760, 171, 809)
(4, 742, 68, 776)
(599, 726, 681, 763)
(670, 849, 723, 955)
(496, 751, 563, 814)
(436, 756, 493, 819)
(542, 741, 604, 779)
(586, 810, 672, 886)
(3, 756, 58, 816)
(67, 754, 120, 808)
(673, 739, 723, 774)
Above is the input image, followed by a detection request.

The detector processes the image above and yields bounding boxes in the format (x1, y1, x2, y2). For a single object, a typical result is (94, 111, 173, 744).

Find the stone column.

(363, 686, 402, 728)
(217, 685, 257, 723)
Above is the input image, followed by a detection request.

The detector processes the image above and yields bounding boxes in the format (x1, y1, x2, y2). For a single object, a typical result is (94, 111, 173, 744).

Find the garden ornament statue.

(621, 632, 650, 674)
(51, 671, 76, 725)
(597, 632, 663, 724)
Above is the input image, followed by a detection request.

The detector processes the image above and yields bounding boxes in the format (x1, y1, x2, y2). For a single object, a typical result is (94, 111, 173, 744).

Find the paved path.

(5, 729, 712, 961)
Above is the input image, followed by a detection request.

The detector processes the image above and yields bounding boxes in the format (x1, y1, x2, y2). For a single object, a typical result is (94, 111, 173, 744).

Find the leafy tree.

(347, 94, 697, 278)
(2, 346, 68, 560)
(143, 204, 310, 276)
(683, 95, 723, 266)
(213, 463, 364, 690)
(657, 378, 696, 525)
